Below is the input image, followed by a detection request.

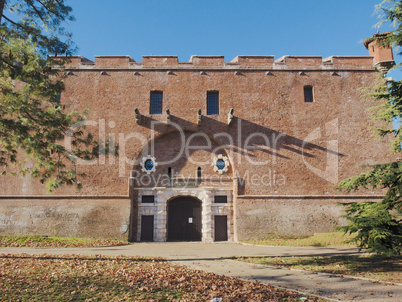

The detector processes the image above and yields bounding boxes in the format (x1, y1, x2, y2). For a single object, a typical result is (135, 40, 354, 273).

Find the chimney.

(364, 32, 395, 74)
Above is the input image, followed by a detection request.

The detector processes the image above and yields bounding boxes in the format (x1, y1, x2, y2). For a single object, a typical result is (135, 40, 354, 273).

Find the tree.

(0, 0, 101, 191)
(338, 0, 402, 256)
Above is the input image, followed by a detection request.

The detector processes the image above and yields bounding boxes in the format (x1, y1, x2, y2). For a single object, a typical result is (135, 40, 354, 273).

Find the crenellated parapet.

(190, 55, 225, 66)
(60, 54, 382, 71)
(322, 56, 375, 69)
(142, 55, 178, 67)
(230, 56, 274, 67)
(274, 56, 323, 69)
(94, 55, 135, 67)
(53, 32, 395, 73)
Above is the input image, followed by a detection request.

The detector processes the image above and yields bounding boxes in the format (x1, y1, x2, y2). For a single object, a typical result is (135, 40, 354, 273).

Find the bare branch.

(25, 0, 47, 24)
(36, 0, 63, 19)
(0, 54, 20, 70)
(1, 14, 21, 27)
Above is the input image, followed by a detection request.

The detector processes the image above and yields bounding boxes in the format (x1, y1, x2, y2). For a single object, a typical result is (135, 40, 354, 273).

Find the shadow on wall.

(131, 113, 344, 177)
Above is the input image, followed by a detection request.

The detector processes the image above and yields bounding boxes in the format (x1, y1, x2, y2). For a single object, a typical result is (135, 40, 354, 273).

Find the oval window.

(216, 159, 226, 170)
(144, 159, 154, 171)
(212, 155, 229, 174)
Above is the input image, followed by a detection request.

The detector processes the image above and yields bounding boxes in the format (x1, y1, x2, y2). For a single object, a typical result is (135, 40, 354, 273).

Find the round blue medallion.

(144, 159, 154, 171)
(216, 159, 225, 170)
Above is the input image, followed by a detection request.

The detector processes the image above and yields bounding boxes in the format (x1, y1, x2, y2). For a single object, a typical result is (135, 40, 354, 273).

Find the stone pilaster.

(232, 177, 239, 242)
(154, 188, 167, 242)
(202, 187, 214, 242)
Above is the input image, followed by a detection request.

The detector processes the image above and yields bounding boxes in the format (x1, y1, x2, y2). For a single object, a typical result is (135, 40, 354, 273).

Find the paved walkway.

(2, 242, 401, 301)
(1, 242, 363, 259)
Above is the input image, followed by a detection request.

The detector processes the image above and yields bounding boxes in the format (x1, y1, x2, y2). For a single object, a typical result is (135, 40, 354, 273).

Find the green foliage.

(339, 201, 401, 255)
(338, 1, 402, 256)
(369, 77, 402, 152)
(0, 1, 104, 191)
(377, 1, 402, 57)
(339, 162, 402, 255)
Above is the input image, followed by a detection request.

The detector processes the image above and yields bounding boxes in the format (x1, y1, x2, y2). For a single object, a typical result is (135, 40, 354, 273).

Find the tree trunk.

(0, 0, 6, 24)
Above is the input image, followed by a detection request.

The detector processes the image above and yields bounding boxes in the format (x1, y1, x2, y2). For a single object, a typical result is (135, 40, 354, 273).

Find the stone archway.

(134, 187, 234, 242)
(167, 196, 202, 241)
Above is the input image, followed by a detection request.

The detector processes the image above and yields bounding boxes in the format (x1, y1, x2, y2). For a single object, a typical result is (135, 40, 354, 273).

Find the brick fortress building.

(0, 34, 395, 242)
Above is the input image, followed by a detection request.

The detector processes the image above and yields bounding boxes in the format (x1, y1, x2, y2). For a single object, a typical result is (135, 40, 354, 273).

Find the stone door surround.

(136, 187, 233, 242)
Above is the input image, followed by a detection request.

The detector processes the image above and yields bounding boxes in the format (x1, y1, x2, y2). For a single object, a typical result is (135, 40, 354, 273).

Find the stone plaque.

(173, 180, 197, 188)
(120, 222, 128, 234)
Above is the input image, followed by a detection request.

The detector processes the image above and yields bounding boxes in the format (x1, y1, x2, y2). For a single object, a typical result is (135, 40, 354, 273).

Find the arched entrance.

(167, 196, 202, 241)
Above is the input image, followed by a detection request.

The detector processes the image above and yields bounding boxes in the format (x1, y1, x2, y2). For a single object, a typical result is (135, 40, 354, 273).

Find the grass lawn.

(238, 254, 402, 283)
(0, 254, 325, 301)
(0, 235, 128, 248)
(241, 232, 355, 247)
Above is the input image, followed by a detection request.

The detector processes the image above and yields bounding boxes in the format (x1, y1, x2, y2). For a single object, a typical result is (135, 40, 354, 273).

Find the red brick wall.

(0, 54, 393, 239)
(0, 55, 392, 196)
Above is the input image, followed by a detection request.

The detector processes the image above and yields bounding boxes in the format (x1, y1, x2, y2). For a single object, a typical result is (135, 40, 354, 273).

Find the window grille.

(304, 86, 313, 103)
(214, 196, 227, 203)
(216, 159, 225, 170)
(142, 195, 155, 203)
(150, 91, 163, 114)
(207, 91, 219, 115)
(144, 159, 154, 171)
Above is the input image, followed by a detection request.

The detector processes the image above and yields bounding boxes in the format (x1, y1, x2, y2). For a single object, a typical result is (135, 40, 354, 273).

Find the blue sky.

(67, 0, 398, 75)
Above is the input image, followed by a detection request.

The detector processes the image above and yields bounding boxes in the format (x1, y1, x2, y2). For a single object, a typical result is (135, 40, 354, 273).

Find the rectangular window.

(304, 86, 314, 103)
(142, 195, 155, 203)
(150, 91, 163, 114)
(207, 91, 219, 115)
(214, 196, 227, 203)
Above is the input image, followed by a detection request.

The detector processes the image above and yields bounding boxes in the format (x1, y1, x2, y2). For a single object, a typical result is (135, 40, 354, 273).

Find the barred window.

(207, 91, 219, 115)
(144, 159, 154, 171)
(142, 195, 155, 203)
(304, 86, 314, 103)
(214, 196, 227, 203)
(150, 91, 163, 114)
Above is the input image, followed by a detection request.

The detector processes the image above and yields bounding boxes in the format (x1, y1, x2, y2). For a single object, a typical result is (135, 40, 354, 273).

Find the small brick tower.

(364, 32, 395, 74)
